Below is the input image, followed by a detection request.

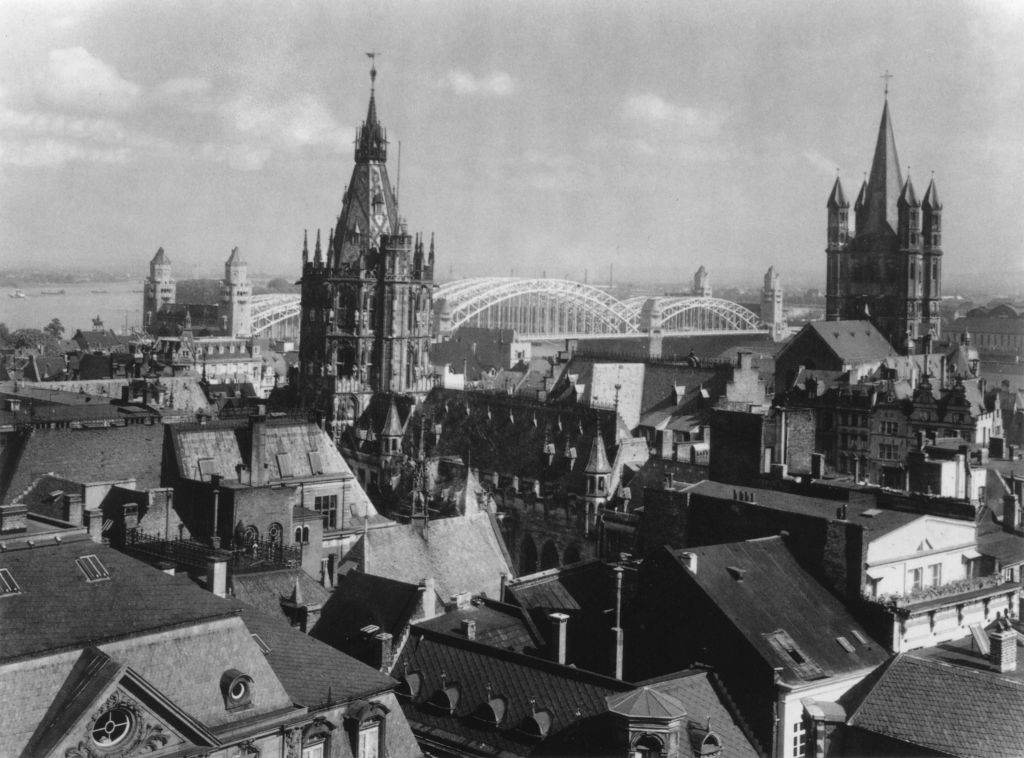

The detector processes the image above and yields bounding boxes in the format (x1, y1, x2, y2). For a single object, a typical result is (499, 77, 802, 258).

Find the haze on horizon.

(1, 0, 1022, 293)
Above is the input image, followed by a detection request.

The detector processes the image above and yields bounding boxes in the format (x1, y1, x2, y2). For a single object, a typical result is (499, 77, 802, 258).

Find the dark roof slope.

(0, 537, 240, 663)
(240, 608, 395, 708)
(416, 600, 541, 653)
(230, 567, 331, 620)
(4, 423, 165, 500)
(847, 653, 1024, 758)
(801, 320, 896, 365)
(668, 537, 888, 684)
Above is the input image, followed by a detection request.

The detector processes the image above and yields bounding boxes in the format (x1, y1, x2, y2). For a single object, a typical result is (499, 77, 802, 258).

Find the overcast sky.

(1, 0, 1022, 290)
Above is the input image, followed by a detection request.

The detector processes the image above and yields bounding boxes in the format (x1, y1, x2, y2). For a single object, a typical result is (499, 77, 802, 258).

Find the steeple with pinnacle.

(298, 55, 437, 444)
(144, 246, 175, 331)
(824, 76, 945, 354)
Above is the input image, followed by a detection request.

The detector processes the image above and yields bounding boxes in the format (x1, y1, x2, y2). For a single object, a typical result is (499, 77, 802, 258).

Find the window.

(308, 451, 324, 475)
(881, 420, 899, 435)
(910, 567, 923, 592)
(0, 568, 21, 596)
(314, 494, 338, 530)
(358, 722, 380, 758)
(792, 720, 807, 757)
(929, 563, 942, 587)
(303, 744, 325, 758)
(76, 555, 110, 582)
(276, 453, 293, 478)
(91, 707, 133, 747)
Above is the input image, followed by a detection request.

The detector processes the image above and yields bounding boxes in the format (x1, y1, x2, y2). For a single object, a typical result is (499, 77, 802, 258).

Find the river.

(0, 280, 142, 334)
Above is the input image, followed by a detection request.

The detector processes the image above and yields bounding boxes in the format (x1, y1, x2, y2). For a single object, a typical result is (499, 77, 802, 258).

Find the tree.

(44, 318, 65, 339)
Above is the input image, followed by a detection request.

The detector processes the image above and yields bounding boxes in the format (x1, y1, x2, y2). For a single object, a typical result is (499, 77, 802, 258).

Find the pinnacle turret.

(897, 175, 919, 207)
(922, 178, 942, 210)
(827, 177, 849, 209)
(355, 61, 387, 164)
(854, 178, 868, 212)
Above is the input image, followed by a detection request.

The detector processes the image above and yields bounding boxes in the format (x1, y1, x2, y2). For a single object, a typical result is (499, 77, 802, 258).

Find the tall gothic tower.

(299, 62, 435, 437)
(824, 94, 943, 354)
(222, 246, 252, 337)
(143, 247, 175, 331)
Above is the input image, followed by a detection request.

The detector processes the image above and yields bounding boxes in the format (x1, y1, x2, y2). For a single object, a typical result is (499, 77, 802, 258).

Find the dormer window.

(76, 555, 110, 583)
(220, 669, 254, 711)
(0, 568, 21, 596)
(519, 706, 552, 740)
(428, 682, 461, 715)
(473, 695, 508, 727)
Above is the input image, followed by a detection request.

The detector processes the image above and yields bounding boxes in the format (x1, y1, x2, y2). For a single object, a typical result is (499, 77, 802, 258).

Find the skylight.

(836, 636, 856, 653)
(76, 554, 111, 582)
(251, 633, 272, 654)
(0, 568, 21, 596)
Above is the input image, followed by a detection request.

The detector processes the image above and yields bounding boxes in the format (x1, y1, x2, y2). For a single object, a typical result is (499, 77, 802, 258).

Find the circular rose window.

(91, 707, 133, 747)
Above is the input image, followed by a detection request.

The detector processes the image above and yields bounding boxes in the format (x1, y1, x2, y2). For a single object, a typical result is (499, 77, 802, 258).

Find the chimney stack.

(249, 411, 267, 485)
(549, 612, 569, 665)
(679, 551, 698, 574)
(206, 556, 228, 598)
(85, 506, 104, 543)
(0, 504, 28, 534)
(418, 576, 437, 620)
(374, 631, 394, 673)
(990, 618, 1017, 673)
(611, 566, 625, 680)
(64, 493, 84, 526)
(461, 619, 477, 640)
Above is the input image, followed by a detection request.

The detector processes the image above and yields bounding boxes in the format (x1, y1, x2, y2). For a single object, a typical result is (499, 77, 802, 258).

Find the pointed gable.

(585, 432, 612, 475)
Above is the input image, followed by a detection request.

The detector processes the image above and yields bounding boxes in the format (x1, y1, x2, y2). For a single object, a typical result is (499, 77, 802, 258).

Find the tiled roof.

(0, 538, 240, 663)
(10, 474, 81, 518)
(507, 560, 616, 614)
(240, 608, 395, 708)
(394, 625, 633, 756)
(311, 571, 426, 664)
(667, 537, 888, 684)
(3, 423, 166, 501)
(230, 567, 331, 621)
(847, 653, 1024, 758)
(358, 512, 512, 600)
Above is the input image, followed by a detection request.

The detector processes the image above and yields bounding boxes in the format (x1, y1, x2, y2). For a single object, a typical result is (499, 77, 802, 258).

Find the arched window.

(294, 527, 303, 544)
(541, 540, 560, 571)
(302, 526, 310, 544)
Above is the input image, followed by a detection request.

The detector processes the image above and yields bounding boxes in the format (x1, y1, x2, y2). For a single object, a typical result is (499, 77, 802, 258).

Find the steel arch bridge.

(250, 294, 301, 338)
(435, 278, 766, 339)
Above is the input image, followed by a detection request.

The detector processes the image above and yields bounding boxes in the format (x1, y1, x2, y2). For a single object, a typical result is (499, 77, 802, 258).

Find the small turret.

(922, 177, 942, 249)
(827, 176, 850, 247)
(302, 229, 309, 265)
(898, 175, 921, 249)
(314, 229, 323, 266)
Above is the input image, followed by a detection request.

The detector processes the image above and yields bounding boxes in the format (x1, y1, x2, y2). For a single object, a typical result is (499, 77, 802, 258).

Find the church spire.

(862, 98, 903, 236)
(355, 52, 387, 164)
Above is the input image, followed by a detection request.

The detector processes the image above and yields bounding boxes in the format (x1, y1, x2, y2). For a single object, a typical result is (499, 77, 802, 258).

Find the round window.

(91, 707, 133, 747)
(229, 679, 249, 701)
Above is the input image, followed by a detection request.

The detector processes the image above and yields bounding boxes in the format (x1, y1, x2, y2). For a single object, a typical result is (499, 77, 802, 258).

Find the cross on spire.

(881, 70, 894, 99)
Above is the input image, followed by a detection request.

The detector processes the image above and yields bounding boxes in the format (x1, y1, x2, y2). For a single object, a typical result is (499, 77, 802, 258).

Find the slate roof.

(311, 571, 427, 665)
(791, 320, 897, 365)
(357, 512, 512, 600)
(846, 653, 1024, 758)
(666, 537, 888, 685)
(415, 600, 541, 654)
(507, 560, 616, 614)
(9, 474, 82, 519)
(0, 537, 239, 663)
(684, 480, 919, 540)
(394, 625, 633, 756)
(230, 567, 331, 620)
(239, 608, 395, 709)
(3, 423, 166, 501)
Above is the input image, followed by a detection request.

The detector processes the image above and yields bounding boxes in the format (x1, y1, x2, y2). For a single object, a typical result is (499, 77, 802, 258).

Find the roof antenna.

(881, 70, 893, 99)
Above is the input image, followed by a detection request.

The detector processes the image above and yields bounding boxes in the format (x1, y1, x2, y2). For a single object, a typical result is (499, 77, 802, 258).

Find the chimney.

(990, 618, 1017, 673)
(206, 556, 228, 598)
(210, 474, 222, 549)
(450, 592, 471, 611)
(85, 506, 103, 543)
(1003, 490, 1021, 534)
(418, 577, 437, 620)
(664, 472, 674, 489)
(64, 493, 84, 526)
(0, 504, 27, 534)
(811, 453, 825, 479)
(374, 631, 394, 673)
(461, 619, 477, 640)
(738, 350, 753, 371)
(549, 612, 569, 664)
(122, 502, 139, 531)
(679, 551, 698, 574)
(499, 572, 508, 602)
(611, 566, 625, 680)
(836, 504, 848, 520)
(249, 412, 267, 485)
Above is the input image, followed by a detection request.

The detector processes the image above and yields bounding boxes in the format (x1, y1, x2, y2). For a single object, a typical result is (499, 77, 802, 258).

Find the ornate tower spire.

(314, 228, 323, 265)
(302, 229, 309, 265)
(862, 98, 903, 236)
(356, 52, 387, 164)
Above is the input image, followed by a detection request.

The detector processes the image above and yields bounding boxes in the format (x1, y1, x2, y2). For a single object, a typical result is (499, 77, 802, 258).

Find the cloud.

(153, 77, 213, 99)
(803, 149, 839, 176)
(39, 47, 141, 113)
(622, 93, 722, 137)
(223, 94, 349, 153)
(440, 69, 516, 97)
(0, 138, 130, 167)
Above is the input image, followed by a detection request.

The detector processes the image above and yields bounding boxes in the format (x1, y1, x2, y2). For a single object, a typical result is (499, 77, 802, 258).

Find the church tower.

(761, 266, 786, 341)
(143, 247, 175, 331)
(299, 59, 435, 438)
(222, 246, 252, 337)
(824, 86, 943, 354)
(692, 265, 712, 297)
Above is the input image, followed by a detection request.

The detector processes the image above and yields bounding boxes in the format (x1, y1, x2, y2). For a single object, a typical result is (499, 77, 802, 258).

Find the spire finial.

(881, 70, 893, 99)
(366, 51, 380, 89)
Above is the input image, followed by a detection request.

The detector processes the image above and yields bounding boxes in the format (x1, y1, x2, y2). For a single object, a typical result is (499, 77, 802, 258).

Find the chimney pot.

(680, 551, 698, 574)
(990, 620, 1018, 673)
(206, 557, 228, 598)
(461, 618, 477, 640)
(548, 612, 569, 665)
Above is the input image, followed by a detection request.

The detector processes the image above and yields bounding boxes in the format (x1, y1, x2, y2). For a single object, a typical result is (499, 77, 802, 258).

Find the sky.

(1, 0, 1022, 292)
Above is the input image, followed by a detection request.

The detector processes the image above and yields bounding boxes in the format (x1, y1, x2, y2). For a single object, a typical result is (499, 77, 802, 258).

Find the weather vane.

(881, 70, 893, 98)
(366, 51, 381, 86)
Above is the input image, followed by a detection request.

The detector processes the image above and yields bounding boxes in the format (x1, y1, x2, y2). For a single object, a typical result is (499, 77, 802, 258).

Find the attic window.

(860, 508, 883, 518)
(76, 554, 110, 582)
(836, 636, 856, 653)
(308, 451, 324, 475)
(276, 453, 293, 478)
(0, 568, 21, 596)
(197, 457, 218, 480)
(726, 566, 746, 581)
(851, 629, 869, 645)
(764, 630, 825, 680)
